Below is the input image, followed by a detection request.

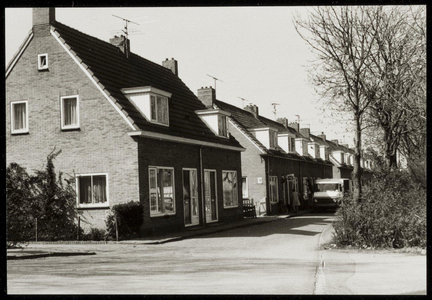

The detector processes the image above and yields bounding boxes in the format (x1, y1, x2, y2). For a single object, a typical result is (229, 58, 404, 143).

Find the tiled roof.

(52, 22, 241, 148)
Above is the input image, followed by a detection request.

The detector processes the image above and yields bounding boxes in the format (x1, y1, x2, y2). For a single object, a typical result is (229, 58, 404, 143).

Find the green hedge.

(333, 170, 426, 249)
(105, 201, 143, 240)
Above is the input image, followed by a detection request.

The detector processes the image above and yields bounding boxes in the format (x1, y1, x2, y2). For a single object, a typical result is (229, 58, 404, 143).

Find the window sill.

(61, 127, 81, 132)
(150, 213, 176, 218)
(78, 204, 109, 210)
(11, 131, 29, 135)
(223, 205, 239, 209)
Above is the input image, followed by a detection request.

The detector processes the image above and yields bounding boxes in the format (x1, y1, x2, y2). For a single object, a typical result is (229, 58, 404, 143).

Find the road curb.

(314, 223, 332, 294)
(7, 251, 97, 260)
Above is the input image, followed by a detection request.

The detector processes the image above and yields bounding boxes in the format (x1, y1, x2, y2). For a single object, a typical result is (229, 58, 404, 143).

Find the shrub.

(81, 228, 106, 241)
(333, 169, 426, 249)
(6, 150, 79, 242)
(105, 201, 143, 240)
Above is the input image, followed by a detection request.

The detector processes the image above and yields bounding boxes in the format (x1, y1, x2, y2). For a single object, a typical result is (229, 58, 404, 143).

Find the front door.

(204, 170, 218, 223)
(183, 169, 199, 226)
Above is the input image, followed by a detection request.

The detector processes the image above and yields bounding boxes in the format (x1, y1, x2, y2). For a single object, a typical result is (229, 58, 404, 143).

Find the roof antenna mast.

(112, 14, 140, 40)
(207, 74, 223, 90)
(238, 97, 249, 109)
(271, 103, 280, 120)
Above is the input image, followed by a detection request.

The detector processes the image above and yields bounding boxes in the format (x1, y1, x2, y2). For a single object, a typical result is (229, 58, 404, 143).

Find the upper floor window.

(269, 130, 278, 149)
(289, 137, 296, 152)
(38, 54, 48, 70)
(61, 95, 80, 130)
(11, 101, 28, 134)
(122, 86, 172, 127)
(150, 95, 169, 125)
(218, 115, 228, 137)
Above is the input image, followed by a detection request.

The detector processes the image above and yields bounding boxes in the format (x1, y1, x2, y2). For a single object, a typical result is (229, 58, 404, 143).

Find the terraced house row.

(6, 8, 372, 234)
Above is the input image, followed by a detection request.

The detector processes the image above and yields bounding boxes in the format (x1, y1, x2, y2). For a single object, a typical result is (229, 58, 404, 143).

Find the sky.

(5, 7, 355, 146)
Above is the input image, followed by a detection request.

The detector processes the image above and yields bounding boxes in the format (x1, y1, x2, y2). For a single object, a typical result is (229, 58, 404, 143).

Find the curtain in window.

(149, 168, 158, 212)
(218, 116, 227, 136)
(93, 176, 107, 203)
(160, 97, 168, 124)
(242, 177, 248, 198)
(63, 97, 77, 126)
(13, 103, 26, 130)
(150, 96, 157, 121)
(79, 177, 92, 204)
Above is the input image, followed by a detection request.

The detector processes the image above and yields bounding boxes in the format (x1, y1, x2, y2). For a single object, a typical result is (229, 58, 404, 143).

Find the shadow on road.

(198, 215, 335, 239)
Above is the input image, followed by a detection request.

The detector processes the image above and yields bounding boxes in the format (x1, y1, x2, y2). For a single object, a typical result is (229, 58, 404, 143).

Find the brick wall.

(6, 31, 139, 231)
(137, 138, 243, 235)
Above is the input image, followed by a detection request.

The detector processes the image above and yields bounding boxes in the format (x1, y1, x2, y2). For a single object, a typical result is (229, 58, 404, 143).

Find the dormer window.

(122, 86, 172, 127)
(269, 130, 278, 149)
(195, 109, 231, 138)
(218, 115, 228, 137)
(150, 95, 169, 125)
(38, 53, 48, 70)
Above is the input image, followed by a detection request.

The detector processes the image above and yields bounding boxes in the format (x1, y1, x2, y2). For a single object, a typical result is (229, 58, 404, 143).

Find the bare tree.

(294, 7, 381, 202)
(363, 6, 426, 170)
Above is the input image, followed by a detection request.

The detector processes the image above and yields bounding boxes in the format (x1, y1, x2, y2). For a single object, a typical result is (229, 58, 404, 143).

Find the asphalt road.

(7, 213, 335, 295)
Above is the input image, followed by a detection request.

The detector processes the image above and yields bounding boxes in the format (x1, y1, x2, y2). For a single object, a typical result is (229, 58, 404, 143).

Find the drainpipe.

(266, 155, 271, 215)
(200, 146, 206, 227)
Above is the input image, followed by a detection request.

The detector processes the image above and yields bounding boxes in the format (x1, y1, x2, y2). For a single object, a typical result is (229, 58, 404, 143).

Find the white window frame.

(269, 176, 279, 203)
(60, 95, 80, 130)
(38, 53, 48, 70)
(242, 176, 249, 199)
(150, 94, 170, 126)
(76, 173, 109, 208)
(11, 100, 29, 134)
(149, 166, 176, 217)
(222, 170, 239, 208)
(204, 169, 218, 223)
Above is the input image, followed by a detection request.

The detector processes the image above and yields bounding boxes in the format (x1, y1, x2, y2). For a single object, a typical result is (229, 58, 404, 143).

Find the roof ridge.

(54, 21, 173, 76)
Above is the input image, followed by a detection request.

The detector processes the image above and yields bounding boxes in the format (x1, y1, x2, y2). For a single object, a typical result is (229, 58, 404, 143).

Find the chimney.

(33, 8, 55, 36)
(197, 87, 216, 108)
(162, 58, 178, 76)
(331, 139, 339, 145)
(288, 122, 299, 132)
(317, 132, 326, 141)
(277, 117, 289, 128)
(110, 35, 131, 58)
(300, 128, 310, 139)
(244, 104, 259, 119)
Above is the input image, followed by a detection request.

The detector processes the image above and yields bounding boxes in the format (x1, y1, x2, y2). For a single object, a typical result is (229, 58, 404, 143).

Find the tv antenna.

(271, 103, 280, 119)
(112, 14, 140, 39)
(238, 97, 249, 108)
(207, 74, 223, 90)
(295, 114, 301, 123)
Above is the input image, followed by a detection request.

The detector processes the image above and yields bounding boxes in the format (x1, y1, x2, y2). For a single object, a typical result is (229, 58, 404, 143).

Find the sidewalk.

(317, 224, 427, 295)
(7, 209, 310, 260)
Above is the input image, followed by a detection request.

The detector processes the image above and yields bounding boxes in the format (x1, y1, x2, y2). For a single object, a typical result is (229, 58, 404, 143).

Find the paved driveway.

(7, 214, 334, 294)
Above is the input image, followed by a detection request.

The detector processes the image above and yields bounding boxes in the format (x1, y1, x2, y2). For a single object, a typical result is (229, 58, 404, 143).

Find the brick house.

(197, 87, 334, 215)
(6, 8, 245, 235)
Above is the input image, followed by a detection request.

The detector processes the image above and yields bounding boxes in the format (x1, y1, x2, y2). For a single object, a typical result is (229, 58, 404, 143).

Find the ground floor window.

(183, 169, 199, 225)
(77, 174, 108, 207)
(269, 176, 278, 203)
(204, 170, 218, 222)
(223, 170, 238, 208)
(149, 167, 175, 216)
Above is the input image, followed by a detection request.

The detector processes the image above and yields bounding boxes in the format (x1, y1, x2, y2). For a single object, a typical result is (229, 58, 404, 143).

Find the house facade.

(6, 8, 245, 235)
(196, 87, 334, 215)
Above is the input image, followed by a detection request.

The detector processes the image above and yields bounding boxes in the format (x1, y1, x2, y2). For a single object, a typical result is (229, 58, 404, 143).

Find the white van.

(313, 178, 351, 210)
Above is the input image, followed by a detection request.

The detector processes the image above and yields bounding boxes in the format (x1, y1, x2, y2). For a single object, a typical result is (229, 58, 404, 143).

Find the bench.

(243, 198, 257, 218)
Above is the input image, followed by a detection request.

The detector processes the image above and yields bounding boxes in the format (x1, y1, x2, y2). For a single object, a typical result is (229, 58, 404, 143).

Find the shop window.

(223, 170, 238, 207)
(269, 176, 278, 203)
(149, 167, 175, 216)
